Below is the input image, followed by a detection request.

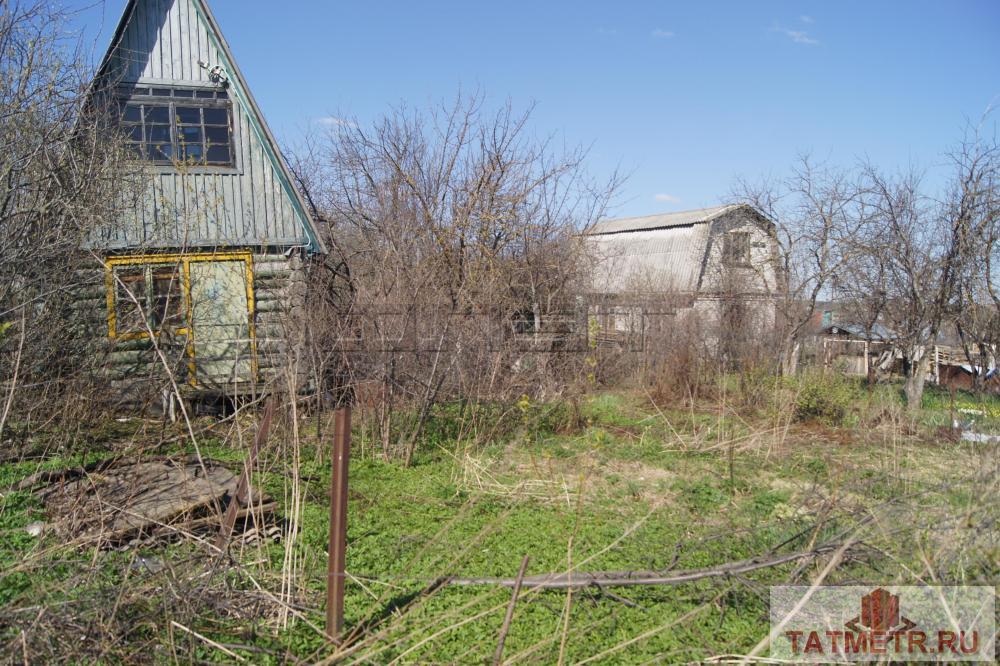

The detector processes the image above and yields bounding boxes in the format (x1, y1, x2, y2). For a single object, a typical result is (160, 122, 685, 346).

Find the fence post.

(326, 406, 352, 640)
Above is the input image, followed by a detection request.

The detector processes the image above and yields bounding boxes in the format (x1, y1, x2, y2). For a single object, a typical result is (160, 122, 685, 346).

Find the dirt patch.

(611, 460, 675, 485)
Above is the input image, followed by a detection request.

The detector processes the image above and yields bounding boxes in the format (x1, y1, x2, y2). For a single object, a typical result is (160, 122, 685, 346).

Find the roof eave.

(190, 0, 328, 255)
(92, 0, 329, 256)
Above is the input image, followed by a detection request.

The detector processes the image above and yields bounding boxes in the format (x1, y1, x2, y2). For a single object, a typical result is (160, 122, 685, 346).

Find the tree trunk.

(780, 338, 801, 376)
(903, 350, 930, 411)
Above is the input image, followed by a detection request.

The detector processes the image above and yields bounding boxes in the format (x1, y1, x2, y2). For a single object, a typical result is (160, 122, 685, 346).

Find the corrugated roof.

(584, 205, 737, 236)
(587, 224, 712, 293)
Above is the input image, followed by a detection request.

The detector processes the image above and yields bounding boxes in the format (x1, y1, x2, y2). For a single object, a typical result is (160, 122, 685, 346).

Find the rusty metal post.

(326, 406, 351, 640)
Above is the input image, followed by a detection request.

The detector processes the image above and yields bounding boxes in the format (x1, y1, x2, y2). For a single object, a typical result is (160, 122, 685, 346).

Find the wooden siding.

(75, 252, 304, 396)
(90, 0, 310, 250)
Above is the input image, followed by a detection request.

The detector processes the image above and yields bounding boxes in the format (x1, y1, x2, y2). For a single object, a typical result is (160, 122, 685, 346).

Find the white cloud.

(654, 193, 681, 203)
(651, 28, 675, 39)
(597, 27, 619, 36)
(800, 15, 815, 24)
(773, 26, 819, 45)
(785, 29, 819, 45)
(316, 116, 357, 128)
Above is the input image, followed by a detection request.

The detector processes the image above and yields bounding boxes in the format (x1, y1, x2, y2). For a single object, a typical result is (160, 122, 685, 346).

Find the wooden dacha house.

(81, 0, 327, 404)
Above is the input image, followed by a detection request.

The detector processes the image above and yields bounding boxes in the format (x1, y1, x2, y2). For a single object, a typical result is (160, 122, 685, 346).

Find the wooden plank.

(216, 397, 274, 549)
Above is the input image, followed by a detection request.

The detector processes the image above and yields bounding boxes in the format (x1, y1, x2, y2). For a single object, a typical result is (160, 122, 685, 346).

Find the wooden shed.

(80, 0, 327, 402)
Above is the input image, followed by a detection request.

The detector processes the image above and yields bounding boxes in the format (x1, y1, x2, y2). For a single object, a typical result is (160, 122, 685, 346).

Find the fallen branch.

(448, 543, 846, 590)
(170, 621, 246, 662)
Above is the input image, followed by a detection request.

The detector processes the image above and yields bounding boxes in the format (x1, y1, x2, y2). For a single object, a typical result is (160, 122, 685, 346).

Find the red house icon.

(861, 588, 900, 632)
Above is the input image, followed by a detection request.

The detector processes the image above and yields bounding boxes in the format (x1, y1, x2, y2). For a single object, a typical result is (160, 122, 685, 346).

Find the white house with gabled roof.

(581, 204, 781, 346)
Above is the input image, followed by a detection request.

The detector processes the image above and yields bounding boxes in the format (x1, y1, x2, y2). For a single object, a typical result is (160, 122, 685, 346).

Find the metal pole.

(326, 406, 351, 640)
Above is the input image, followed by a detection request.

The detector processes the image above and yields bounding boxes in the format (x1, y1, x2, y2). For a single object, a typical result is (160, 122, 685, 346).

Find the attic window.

(723, 231, 751, 266)
(116, 86, 233, 167)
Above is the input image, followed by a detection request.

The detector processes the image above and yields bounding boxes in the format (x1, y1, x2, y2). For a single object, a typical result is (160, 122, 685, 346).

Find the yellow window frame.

(105, 251, 258, 386)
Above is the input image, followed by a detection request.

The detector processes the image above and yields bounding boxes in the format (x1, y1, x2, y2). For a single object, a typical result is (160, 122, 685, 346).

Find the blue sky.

(71, 1, 999, 218)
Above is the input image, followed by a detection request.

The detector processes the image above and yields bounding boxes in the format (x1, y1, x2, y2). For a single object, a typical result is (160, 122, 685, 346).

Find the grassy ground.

(0, 378, 997, 663)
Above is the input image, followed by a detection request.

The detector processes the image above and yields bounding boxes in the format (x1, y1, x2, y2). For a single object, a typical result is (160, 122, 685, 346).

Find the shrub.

(648, 315, 717, 405)
(793, 371, 859, 425)
(737, 365, 781, 413)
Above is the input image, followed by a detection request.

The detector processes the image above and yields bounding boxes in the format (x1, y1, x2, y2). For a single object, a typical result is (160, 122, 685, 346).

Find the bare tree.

(293, 94, 618, 464)
(950, 120, 1000, 390)
(0, 1, 134, 433)
(732, 155, 865, 375)
(842, 120, 997, 409)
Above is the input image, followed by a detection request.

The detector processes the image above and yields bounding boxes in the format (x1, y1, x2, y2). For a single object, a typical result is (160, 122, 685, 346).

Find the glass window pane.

(115, 267, 147, 335)
(151, 267, 183, 330)
(147, 125, 171, 142)
(126, 143, 143, 158)
(182, 143, 204, 162)
(206, 145, 231, 164)
(148, 143, 173, 161)
(113, 92, 235, 168)
(178, 125, 203, 144)
(205, 126, 230, 144)
(144, 105, 169, 123)
(122, 105, 142, 122)
(175, 107, 201, 124)
(203, 108, 228, 126)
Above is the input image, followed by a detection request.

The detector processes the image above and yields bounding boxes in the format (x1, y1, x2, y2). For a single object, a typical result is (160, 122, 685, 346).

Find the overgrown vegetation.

(2, 382, 996, 663)
(0, 1, 137, 432)
(0, 1, 996, 662)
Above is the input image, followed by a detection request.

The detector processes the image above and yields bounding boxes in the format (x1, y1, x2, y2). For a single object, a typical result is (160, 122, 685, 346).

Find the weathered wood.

(96, 0, 318, 249)
(23, 456, 275, 546)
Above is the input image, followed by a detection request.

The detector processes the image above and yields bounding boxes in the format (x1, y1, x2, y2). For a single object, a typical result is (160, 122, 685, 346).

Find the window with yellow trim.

(111, 263, 184, 339)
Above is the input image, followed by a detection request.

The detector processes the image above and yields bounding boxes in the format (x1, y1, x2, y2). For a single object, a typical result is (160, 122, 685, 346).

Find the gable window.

(116, 86, 234, 167)
(723, 231, 751, 266)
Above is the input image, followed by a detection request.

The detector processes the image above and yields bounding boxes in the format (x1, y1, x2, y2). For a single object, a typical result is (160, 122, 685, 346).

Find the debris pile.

(15, 456, 277, 547)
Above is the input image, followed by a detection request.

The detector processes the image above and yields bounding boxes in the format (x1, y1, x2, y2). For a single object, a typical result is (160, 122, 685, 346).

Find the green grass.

(920, 384, 1000, 431)
(0, 385, 996, 663)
